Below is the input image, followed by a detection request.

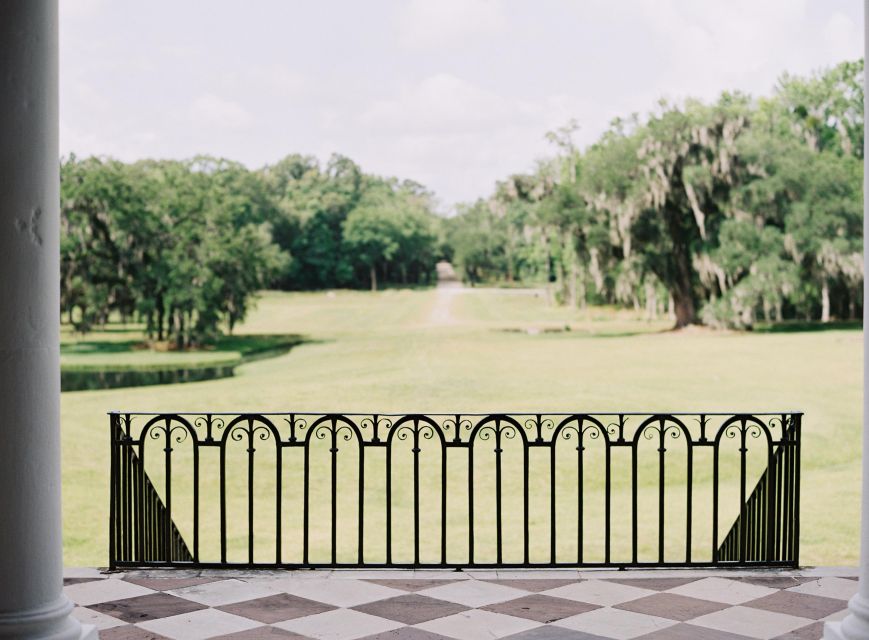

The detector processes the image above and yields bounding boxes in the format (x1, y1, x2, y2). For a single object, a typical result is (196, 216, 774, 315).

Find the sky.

(60, 0, 863, 210)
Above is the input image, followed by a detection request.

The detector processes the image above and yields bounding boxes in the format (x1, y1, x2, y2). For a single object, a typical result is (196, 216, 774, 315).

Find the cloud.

(822, 12, 861, 64)
(360, 73, 520, 134)
(246, 65, 306, 98)
(396, 0, 506, 49)
(188, 94, 252, 129)
(351, 74, 600, 205)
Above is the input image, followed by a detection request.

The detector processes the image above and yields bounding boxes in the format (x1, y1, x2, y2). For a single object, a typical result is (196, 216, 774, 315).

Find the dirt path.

(428, 261, 463, 326)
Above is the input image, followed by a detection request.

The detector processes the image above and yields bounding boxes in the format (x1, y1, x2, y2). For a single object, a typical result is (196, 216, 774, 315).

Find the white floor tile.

(554, 607, 677, 639)
(665, 577, 777, 605)
(168, 579, 280, 606)
(64, 579, 155, 606)
(691, 605, 813, 639)
(275, 608, 403, 640)
(542, 580, 656, 606)
(416, 609, 540, 640)
(418, 579, 528, 607)
(137, 608, 262, 640)
(271, 577, 406, 607)
(788, 577, 859, 601)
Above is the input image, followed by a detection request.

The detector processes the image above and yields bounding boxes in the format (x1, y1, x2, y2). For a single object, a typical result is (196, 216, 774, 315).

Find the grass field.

(62, 287, 862, 567)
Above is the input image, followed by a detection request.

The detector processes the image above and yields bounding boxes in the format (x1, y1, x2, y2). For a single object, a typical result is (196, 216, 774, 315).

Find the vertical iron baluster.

(549, 436, 557, 564)
(712, 438, 719, 564)
(193, 436, 200, 564)
(248, 419, 255, 565)
(495, 422, 503, 565)
(358, 429, 364, 566)
(685, 440, 693, 564)
(577, 423, 583, 564)
(276, 440, 282, 565)
(303, 435, 310, 565)
(523, 429, 530, 566)
(793, 414, 801, 566)
(109, 415, 118, 569)
(331, 419, 338, 565)
(631, 438, 638, 564)
(776, 432, 784, 561)
(783, 424, 792, 562)
(220, 433, 227, 564)
(468, 435, 474, 564)
(164, 419, 172, 563)
(413, 420, 420, 566)
(604, 440, 611, 565)
(738, 420, 747, 564)
(123, 428, 130, 563)
(658, 419, 666, 564)
(386, 434, 392, 565)
(441, 430, 447, 565)
(137, 436, 146, 563)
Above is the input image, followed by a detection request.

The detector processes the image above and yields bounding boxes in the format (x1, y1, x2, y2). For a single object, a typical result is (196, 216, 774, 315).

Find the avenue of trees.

(61, 59, 863, 341)
(61, 154, 441, 346)
(447, 60, 864, 328)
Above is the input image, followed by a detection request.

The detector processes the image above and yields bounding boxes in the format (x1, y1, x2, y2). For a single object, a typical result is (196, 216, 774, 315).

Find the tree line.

(61, 154, 442, 347)
(447, 60, 864, 328)
(62, 59, 863, 342)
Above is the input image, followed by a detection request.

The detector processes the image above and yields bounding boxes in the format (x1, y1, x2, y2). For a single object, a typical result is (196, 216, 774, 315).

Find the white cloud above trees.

(59, 0, 862, 208)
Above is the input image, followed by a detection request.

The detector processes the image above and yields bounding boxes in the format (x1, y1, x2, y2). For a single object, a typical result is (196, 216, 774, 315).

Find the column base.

(824, 593, 869, 639)
(80, 624, 98, 640)
(0, 595, 91, 639)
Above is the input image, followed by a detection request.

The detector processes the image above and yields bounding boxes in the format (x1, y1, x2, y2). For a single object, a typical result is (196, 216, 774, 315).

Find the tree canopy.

(61, 154, 444, 346)
(447, 59, 864, 328)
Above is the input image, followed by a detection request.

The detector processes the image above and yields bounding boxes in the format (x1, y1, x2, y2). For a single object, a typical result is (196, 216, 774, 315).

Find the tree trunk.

(645, 283, 657, 321)
(156, 296, 165, 341)
(672, 286, 696, 328)
(569, 262, 578, 308)
(821, 279, 831, 323)
(662, 201, 697, 328)
(370, 265, 377, 292)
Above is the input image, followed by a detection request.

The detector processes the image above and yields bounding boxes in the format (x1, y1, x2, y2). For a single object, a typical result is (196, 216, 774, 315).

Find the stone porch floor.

(64, 567, 859, 640)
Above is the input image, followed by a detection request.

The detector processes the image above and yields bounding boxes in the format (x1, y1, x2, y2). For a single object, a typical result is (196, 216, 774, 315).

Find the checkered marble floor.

(64, 567, 858, 640)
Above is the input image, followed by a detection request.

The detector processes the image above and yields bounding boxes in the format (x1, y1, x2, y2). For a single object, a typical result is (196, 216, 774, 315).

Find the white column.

(0, 2, 95, 639)
(825, 2, 869, 638)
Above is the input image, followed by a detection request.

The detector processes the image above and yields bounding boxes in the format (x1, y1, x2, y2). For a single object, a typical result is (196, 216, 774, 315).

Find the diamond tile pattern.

(352, 594, 468, 625)
(66, 570, 851, 640)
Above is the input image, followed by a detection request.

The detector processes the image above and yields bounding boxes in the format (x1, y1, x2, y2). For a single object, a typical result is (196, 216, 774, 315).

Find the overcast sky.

(60, 0, 863, 209)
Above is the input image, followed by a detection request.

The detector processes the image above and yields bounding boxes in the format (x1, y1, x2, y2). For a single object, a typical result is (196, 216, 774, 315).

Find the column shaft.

(0, 2, 92, 638)
(825, 1, 869, 638)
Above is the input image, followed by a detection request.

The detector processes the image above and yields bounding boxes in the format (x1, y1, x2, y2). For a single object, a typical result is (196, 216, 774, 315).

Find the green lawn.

(62, 288, 862, 567)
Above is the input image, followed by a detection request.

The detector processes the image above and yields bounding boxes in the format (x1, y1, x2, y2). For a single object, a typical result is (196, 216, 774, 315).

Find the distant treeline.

(447, 60, 864, 328)
(61, 60, 863, 342)
(61, 154, 442, 346)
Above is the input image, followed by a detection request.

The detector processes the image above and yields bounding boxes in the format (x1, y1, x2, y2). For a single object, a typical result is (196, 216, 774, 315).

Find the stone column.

(0, 2, 95, 638)
(825, 2, 869, 638)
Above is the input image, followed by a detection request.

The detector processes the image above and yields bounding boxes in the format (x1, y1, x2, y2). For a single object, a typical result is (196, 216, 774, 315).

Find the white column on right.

(825, 1, 869, 637)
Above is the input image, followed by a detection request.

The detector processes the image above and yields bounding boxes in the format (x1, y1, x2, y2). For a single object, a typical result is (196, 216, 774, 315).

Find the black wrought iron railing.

(108, 411, 801, 570)
(111, 435, 193, 564)
(717, 419, 799, 563)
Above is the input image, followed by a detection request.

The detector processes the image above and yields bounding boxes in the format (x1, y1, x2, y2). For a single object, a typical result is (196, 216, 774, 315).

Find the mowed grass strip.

(61, 288, 861, 567)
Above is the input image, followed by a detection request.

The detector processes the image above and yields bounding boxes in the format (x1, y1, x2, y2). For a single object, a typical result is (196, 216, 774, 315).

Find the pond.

(61, 364, 237, 392)
(61, 344, 297, 392)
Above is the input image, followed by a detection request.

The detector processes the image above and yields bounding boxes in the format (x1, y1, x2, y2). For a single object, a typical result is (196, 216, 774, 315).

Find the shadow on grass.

(753, 320, 862, 334)
(496, 326, 671, 339)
